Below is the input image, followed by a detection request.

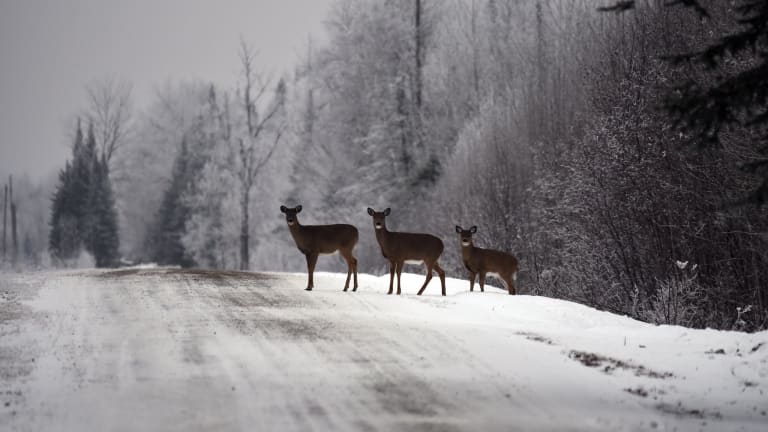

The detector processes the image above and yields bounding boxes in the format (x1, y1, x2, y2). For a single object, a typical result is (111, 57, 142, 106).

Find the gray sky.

(0, 0, 333, 179)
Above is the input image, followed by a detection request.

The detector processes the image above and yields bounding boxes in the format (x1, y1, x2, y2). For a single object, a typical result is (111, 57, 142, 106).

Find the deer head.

(280, 205, 303, 226)
(367, 207, 391, 230)
(455, 225, 477, 247)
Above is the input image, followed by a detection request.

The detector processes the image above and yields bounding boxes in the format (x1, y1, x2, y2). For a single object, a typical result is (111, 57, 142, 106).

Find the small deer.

(455, 225, 519, 295)
(280, 205, 359, 291)
(367, 207, 446, 296)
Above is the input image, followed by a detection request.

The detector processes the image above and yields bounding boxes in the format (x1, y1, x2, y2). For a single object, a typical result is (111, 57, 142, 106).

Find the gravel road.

(1, 268, 765, 431)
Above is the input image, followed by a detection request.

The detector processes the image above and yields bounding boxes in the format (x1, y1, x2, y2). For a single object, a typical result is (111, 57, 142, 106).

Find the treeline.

(49, 121, 119, 267)
(422, 0, 767, 330)
(108, 0, 766, 330)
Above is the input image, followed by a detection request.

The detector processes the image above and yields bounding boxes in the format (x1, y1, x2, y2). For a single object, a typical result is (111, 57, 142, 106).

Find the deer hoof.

(305, 287, 313, 291)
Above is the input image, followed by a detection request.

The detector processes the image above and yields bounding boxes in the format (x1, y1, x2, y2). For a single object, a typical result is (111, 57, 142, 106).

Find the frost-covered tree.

(228, 40, 286, 271)
(602, 0, 768, 204)
(115, 82, 210, 261)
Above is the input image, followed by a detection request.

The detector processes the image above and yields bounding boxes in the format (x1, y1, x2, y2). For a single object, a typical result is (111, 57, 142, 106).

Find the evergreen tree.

(89, 155, 120, 267)
(49, 122, 85, 265)
(150, 139, 195, 267)
(601, 0, 768, 203)
(49, 120, 121, 267)
(83, 123, 99, 253)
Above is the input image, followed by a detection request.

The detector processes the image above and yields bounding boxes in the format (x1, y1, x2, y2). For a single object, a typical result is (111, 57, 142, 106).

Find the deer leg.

(505, 273, 516, 295)
(352, 256, 359, 292)
(388, 261, 395, 295)
(341, 250, 353, 292)
(396, 261, 404, 295)
(479, 271, 486, 293)
(469, 271, 476, 292)
(417, 263, 434, 296)
(434, 262, 446, 296)
(305, 252, 319, 291)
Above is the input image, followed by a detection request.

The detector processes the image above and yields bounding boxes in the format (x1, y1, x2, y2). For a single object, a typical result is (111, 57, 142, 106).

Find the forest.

(1, 0, 766, 331)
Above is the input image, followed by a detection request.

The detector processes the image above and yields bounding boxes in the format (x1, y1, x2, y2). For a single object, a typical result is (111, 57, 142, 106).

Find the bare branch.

(254, 127, 284, 174)
(84, 77, 134, 164)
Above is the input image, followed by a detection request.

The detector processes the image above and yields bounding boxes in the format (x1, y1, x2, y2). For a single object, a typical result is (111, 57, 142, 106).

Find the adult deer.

(367, 207, 446, 296)
(455, 225, 519, 295)
(280, 205, 359, 292)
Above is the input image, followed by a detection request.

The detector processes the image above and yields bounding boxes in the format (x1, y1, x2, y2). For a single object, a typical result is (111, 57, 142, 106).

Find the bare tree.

(234, 39, 286, 270)
(84, 77, 134, 164)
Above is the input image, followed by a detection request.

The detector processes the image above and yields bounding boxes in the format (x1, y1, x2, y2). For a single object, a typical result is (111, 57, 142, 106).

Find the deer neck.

(288, 221, 305, 246)
(374, 223, 390, 247)
(461, 242, 475, 262)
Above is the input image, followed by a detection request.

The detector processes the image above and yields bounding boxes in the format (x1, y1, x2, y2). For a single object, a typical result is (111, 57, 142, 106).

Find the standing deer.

(367, 207, 446, 296)
(280, 205, 359, 292)
(455, 225, 519, 295)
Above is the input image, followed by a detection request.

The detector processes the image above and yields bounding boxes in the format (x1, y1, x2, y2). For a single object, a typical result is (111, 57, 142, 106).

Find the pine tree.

(151, 139, 195, 267)
(83, 123, 99, 254)
(49, 122, 85, 265)
(49, 120, 121, 267)
(89, 155, 120, 267)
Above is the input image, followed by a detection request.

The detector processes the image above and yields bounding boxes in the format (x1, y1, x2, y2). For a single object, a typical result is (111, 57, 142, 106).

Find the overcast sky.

(0, 0, 333, 180)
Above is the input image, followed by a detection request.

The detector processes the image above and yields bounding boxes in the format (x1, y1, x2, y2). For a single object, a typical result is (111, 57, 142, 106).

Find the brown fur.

(456, 225, 519, 295)
(368, 208, 446, 296)
(281, 205, 359, 291)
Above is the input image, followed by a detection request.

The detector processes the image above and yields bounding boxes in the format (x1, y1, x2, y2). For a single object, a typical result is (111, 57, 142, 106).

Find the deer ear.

(383, 208, 391, 216)
(280, 205, 287, 213)
(367, 207, 374, 216)
(455, 225, 462, 233)
(295, 205, 302, 213)
(470, 226, 477, 234)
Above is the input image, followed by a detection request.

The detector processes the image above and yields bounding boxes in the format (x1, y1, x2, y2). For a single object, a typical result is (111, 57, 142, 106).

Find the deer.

(455, 225, 519, 295)
(280, 205, 359, 292)
(367, 207, 446, 296)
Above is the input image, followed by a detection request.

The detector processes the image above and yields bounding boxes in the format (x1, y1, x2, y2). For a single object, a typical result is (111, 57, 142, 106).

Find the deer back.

(291, 224, 358, 254)
(467, 246, 518, 275)
(379, 230, 444, 262)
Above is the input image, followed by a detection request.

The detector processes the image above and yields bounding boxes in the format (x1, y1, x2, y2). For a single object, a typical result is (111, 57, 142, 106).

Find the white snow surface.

(0, 268, 766, 431)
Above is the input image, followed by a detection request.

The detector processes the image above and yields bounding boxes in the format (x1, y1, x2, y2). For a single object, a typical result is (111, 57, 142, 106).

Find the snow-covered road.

(1, 268, 766, 431)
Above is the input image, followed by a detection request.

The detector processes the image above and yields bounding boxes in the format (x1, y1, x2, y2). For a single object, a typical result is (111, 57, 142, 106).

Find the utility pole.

(2, 182, 6, 262)
(10, 176, 18, 266)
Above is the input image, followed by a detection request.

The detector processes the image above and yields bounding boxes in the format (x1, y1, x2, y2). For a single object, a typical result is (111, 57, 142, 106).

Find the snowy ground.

(0, 268, 766, 431)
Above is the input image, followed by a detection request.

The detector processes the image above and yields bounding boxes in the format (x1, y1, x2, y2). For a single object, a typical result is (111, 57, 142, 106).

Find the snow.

(0, 268, 766, 431)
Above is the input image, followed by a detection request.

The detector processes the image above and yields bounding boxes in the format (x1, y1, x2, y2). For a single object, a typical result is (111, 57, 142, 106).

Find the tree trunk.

(414, 0, 422, 109)
(397, 85, 411, 176)
(536, 1, 544, 124)
(471, 0, 480, 106)
(239, 186, 250, 271)
(304, 37, 315, 150)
